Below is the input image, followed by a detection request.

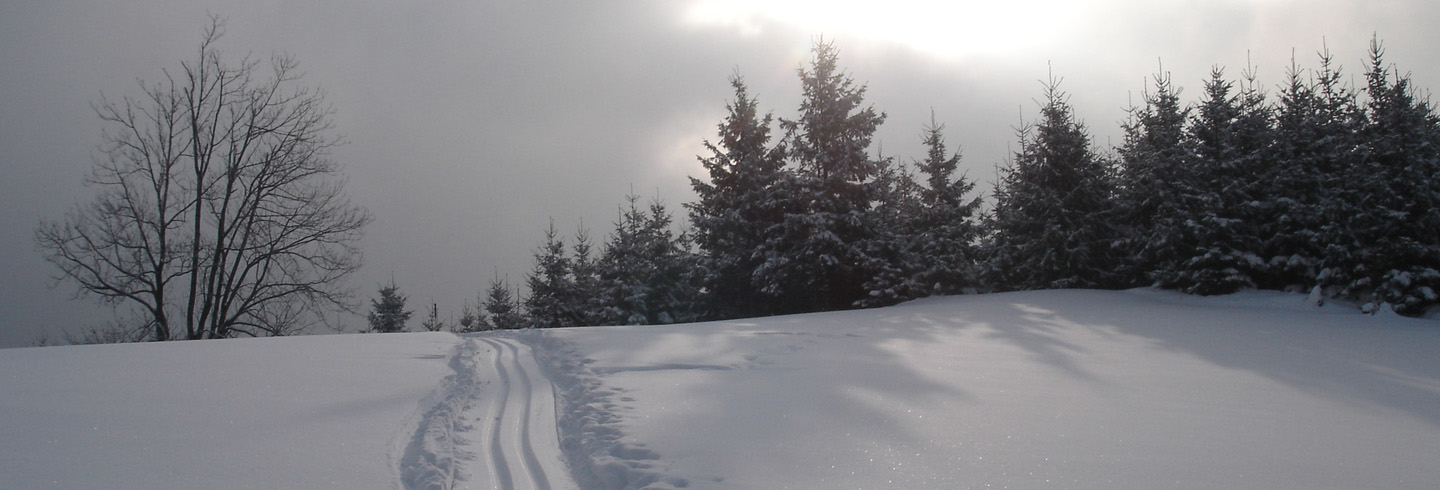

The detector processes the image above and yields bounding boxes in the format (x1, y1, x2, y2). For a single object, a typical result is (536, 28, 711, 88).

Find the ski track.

(403, 336, 571, 490)
(480, 339, 515, 490)
(472, 337, 563, 490)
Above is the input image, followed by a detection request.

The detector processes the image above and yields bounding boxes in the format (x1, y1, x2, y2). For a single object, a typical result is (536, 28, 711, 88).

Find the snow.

(3, 289, 1438, 489)
(0, 332, 461, 490)
(536, 289, 1440, 489)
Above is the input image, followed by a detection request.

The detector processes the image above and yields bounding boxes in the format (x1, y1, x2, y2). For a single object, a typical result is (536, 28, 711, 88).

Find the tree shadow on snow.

(521, 310, 974, 489)
(974, 289, 1440, 429)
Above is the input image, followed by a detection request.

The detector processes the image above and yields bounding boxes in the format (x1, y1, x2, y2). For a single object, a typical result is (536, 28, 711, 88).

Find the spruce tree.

(455, 300, 489, 333)
(570, 224, 606, 326)
(524, 221, 576, 328)
(1173, 66, 1271, 294)
(598, 194, 655, 325)
(984, 76, 1122, 291)
(1259, 50, 1365, 291)
(1343, 39, 1440, 313)
(484, 274, 526, 330)
(1116, 70, 1197, 287)
(420, 303, 445, 332)
(687, 75, 789, 319)
(597, 194, 699, 325)
(858, 159, 925, 307)
(756, 38, 891, 312)
(366, 280, 412, 333)
(861, 115, 981, 306)
(912, 116, 983, 296)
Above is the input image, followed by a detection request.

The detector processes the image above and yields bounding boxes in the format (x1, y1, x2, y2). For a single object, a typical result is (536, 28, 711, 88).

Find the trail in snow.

(475, 337, 559, 490)
(402, 336, 572, 490)
(521, 330, 686, 490)
(479, 339, 514, 490)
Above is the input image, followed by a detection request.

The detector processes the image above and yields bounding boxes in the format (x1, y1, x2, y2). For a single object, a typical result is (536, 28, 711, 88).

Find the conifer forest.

(426, 37, 1440, 332)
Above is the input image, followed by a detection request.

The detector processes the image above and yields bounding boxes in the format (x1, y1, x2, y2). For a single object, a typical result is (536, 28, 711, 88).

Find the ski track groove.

(481, 338, 515, 490)
(476, 337, 554, 490)
(506, 339, 553, 490)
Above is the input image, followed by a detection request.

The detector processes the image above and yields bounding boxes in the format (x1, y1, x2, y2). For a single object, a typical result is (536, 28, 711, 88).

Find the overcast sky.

(2, 1, 1437, 346)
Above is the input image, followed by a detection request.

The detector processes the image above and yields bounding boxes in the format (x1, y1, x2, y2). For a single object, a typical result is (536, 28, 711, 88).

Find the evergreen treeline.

(426, 37, 1438, 330)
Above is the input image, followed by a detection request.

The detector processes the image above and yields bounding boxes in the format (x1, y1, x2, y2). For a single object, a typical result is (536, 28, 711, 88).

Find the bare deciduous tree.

(36, 17, 371, 341)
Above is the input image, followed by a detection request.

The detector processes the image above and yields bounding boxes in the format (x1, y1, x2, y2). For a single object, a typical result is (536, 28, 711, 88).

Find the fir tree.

(984, 76, 1122, 291)
(366, 280, 412, 333)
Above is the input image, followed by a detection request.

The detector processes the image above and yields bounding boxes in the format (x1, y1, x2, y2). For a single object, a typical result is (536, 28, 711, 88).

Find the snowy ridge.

(519, 330, 689, 490)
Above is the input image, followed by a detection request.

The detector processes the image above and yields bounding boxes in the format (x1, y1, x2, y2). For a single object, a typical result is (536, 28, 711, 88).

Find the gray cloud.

(3, 1, 1437, 346)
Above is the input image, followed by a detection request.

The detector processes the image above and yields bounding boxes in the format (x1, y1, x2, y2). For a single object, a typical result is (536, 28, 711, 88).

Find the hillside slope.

(1, 289, 1436, 489)
(535, 289, 1440, 490)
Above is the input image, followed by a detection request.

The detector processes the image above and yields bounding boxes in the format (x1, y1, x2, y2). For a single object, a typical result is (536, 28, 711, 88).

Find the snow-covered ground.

(0, 332, 460, 489)
(2, 289, 1438, 489)
(533, 289, 1440, 489)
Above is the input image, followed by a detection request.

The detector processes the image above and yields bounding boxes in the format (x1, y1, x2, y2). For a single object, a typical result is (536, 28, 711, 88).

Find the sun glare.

(684, 0, 1088, 61)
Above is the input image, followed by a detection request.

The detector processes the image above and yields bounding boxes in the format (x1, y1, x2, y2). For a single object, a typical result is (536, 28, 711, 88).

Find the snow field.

(538, 289, 1440, 490)
(0, 332, 460, 489)
(1, 289, 1436, 490)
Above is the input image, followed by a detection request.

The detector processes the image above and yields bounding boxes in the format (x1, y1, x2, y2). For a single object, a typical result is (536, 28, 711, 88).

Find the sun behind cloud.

(682, 0, 1088, 61)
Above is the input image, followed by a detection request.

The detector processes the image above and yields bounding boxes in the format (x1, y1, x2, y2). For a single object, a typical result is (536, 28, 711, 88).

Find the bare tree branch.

(36, 16, 370, 341)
